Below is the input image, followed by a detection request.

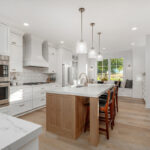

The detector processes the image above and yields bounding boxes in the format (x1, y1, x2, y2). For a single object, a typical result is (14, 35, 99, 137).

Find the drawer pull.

(12, 42, 16, 45)
(19, 104, 25, 107)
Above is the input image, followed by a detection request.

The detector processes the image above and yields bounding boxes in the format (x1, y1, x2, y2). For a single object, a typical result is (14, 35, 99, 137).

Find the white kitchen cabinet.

(2, 84, 59, 116)
(10, 86, 32, 116)
(9, 32, 23, 72)
(9, 32, 22, 46)
(33, 86, 46, 109)
(0, 23, 9, 55)
(10, 86, 23, 103)
(11, 100, 32, 116)
(62, 49, 72, 66)
(42, 41, 57, 73)
(23, 86, 32, 101)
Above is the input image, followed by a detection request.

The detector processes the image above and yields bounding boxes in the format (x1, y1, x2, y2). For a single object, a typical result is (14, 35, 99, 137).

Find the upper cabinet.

(0, 23, 9, 56)
(9, 31, 23, 72)
(42, 41, 57, 73)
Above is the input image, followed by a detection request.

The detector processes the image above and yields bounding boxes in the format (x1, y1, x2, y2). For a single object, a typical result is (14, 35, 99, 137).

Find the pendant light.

(97, 32, 103, 61)
(76, 8, 87, 54)
(88, 23, 97, 59)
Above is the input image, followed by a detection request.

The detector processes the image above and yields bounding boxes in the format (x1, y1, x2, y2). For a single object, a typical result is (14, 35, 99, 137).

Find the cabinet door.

(9, 32, 22, 46)
(0, 24, 9, 55)
(33, 87, 41, 108)
(10, 87, 23, 103)
(9, 43, 23, 72)
(49, 48, 56, 73)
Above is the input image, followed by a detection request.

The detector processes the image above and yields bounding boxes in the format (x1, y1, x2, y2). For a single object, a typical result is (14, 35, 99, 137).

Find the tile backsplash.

(10, 67, 49, 84)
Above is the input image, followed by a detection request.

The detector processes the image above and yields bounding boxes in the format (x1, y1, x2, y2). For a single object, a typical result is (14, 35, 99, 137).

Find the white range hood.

(23, 34, 49, 68)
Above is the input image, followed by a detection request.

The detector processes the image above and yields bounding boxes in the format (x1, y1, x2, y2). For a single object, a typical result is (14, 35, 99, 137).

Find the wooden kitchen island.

(46, 84, 113, 146)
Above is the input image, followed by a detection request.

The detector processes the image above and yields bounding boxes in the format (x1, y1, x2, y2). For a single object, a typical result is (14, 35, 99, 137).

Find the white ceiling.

(0, 0, 150, 53)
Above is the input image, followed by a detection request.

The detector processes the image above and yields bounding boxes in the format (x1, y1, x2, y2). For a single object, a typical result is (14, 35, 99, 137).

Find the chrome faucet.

(78, 73, 88, 86)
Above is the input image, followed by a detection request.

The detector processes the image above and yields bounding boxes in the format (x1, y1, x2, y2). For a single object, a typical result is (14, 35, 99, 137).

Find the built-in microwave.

(0, 55, 9, 82)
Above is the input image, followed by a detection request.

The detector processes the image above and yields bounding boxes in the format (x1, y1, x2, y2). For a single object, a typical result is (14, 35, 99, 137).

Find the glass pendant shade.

(88, 48, 97, 59)
(76, 40, 87, 54)
(97, 53, 103, 61)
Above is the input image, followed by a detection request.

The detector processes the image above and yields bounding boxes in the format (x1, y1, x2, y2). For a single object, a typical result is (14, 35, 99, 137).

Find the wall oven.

(0, 82, 9, 105)
(0, 55, 9, 82)
(0, 55, 9, 105)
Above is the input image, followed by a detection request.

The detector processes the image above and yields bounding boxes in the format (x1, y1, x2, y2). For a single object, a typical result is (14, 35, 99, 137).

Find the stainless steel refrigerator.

(62, 64, 73, 87)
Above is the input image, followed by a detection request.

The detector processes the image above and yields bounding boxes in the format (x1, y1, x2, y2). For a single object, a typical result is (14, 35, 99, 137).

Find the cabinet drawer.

(33, 97, 46, 109)
(11, 101, 32, 115)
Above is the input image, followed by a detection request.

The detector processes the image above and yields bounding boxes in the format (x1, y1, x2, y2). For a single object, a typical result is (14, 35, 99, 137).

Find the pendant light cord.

(99, 33, 100, 53)
(81, 11, 83, 41)
(91, 23, 95, 49)
(98, 32, 101, 54)
(92, 25, 94, 49)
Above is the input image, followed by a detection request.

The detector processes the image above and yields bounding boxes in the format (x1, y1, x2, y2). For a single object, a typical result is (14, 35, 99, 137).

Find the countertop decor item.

(88, 23, 97, 59)
(76, 8, 87, 54)
(97, 32, 103, 61)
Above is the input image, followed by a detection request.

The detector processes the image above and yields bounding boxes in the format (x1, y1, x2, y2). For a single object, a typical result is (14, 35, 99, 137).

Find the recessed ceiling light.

(23, 22, 29, 27)
(131, 42, 135, 46)
(102, 48, 106, 50)
(60, 41, 64, 44)
(131, 27, 138, 31)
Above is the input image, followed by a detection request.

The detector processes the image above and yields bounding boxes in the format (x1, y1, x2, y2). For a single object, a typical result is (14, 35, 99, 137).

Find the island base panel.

(46, 93, 87, 139)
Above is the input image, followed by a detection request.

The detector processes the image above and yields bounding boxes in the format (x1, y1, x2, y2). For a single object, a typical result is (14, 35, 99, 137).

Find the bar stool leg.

(116, 94, 119, 112)
(110, 103, 113, 130)
(105, 111, 109, 139)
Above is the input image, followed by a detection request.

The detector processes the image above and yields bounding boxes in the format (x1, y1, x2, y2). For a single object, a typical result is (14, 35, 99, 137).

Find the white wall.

(132, 46, 145, 99)
(145, 35, 150, 108)
(78, 54, 88, 77)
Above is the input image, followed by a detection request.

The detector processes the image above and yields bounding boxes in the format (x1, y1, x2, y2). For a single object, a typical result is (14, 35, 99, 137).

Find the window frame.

(97, 57, 124, 81)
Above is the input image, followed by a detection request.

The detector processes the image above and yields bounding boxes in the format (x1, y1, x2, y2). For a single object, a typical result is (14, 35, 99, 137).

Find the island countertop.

(0, 113, 42, 150)
(46, 84, 114, 98)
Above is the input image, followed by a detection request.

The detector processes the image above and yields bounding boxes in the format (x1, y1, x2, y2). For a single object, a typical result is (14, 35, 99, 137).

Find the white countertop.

(0, 113, 42, 150)
(46, 84, 114, 98)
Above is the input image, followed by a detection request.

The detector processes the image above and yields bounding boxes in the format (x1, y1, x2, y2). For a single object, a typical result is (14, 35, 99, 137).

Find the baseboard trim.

(16, 105, 46, 117)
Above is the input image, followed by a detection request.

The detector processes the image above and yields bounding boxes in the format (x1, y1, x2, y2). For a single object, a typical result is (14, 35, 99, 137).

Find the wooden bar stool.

(84, 87, 116, 140)
(99, 90, 111, 139)
(115, 83, 119, 112)
(99, 87, 116, 139)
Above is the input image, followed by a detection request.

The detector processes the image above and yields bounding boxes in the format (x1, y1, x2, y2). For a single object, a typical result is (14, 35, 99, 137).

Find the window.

(97, 59, 108, 81)
(110, 58, 123, 81)
(97, 58, 124, 81)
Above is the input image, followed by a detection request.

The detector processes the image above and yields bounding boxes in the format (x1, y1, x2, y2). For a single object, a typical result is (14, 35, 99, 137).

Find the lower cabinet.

(33, 86, 46, 109)
(11, 100, 32, 116)
(0, 84, 60, 116)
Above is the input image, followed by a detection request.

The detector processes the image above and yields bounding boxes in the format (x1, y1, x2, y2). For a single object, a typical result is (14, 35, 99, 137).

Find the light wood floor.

(20, 97, 150, 150)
